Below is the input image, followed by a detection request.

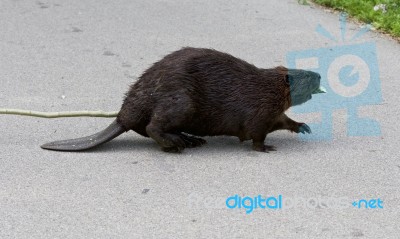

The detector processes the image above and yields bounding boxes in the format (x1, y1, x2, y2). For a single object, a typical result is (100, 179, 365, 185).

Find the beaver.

(41, 47, 324, 153)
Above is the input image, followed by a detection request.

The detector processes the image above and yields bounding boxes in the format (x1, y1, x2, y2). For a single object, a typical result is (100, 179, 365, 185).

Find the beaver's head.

(285, 68, 325, 106)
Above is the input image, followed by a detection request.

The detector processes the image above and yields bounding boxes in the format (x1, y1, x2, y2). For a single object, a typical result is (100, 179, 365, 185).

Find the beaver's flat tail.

(41, 119, 125, 151)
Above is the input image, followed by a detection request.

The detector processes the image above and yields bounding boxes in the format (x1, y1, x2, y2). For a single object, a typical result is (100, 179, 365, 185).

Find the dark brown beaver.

(41, 47, 323, 153)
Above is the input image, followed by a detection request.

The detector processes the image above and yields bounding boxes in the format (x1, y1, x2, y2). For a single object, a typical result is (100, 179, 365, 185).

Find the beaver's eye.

(285, 74, 293, 86)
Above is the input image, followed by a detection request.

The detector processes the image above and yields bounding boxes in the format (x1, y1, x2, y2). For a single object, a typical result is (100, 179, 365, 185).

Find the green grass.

(313, 0, 400, 37)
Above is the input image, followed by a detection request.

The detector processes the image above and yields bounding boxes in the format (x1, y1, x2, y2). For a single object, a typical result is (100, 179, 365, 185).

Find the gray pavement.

(1, 0, 399, 238)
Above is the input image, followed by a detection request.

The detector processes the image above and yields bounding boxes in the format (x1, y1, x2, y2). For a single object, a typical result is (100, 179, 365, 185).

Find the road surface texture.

(1, 0, 399, 238)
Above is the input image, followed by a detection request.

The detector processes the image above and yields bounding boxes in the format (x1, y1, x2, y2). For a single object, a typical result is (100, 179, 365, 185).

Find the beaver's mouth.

(312, 86, 327, 94)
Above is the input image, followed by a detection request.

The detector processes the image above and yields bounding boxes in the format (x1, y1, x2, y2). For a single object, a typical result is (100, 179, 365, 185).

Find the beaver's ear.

(276, 65, 288, 71)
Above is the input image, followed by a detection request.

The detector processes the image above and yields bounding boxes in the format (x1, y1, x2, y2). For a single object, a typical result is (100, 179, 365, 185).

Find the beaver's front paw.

(298, 123, 311, 134)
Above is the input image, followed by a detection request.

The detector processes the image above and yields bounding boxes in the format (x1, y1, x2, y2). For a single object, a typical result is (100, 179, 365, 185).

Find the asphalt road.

(1, 0, 399, 238)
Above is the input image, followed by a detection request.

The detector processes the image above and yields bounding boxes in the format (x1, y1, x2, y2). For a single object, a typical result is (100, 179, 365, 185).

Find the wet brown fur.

(116, 47, 317, 152)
